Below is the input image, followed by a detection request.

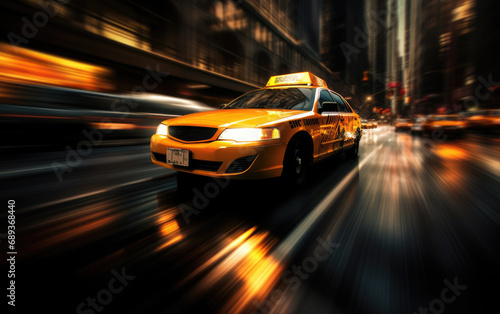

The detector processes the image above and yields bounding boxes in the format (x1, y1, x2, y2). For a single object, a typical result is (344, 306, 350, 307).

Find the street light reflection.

(185, 226, 283, 313)
(23, 202, 120, 257)
(155, 208, 183, 251)
(433, 144, 468, 160)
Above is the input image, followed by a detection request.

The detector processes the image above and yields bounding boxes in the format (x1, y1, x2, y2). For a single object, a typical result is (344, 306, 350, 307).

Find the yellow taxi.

(423, 114, 466, 135)
(394, 118, 413, 132)
(465, 109, 500, 132)
(361, 119, 373, 129)
(150, 72, 362, 184)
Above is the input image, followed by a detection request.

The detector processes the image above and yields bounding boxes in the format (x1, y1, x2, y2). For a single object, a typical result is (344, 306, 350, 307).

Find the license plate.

(166, 148, 189, 167)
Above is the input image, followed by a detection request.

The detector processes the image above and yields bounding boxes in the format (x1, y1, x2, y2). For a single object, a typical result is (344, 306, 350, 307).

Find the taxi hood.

(166, 109, 308, 128)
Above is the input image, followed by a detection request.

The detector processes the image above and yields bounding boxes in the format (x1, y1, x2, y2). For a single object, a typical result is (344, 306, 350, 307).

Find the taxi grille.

(169, 126, 218, 142)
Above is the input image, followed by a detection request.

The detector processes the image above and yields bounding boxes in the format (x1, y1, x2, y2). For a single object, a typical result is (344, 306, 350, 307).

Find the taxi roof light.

(266, 72, 328, 89)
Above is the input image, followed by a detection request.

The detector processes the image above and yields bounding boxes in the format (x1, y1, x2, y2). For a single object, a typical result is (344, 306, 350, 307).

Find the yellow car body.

(361, 119, 372, 129)
(466, 109, 500, 132)
(395, 118, 413, 131)
(423, 115, 466, 134)
(150, 72, 362, 182)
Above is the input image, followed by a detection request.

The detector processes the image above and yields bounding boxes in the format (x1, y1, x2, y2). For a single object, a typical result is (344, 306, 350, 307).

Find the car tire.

(282, 136, 311, 186)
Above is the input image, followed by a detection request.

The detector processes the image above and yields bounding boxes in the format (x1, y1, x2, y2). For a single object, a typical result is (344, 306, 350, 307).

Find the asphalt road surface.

(1, 126, 499, 314)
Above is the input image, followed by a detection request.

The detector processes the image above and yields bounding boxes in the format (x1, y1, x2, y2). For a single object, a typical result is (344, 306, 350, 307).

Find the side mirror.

(219, 103, 227, 109)
(319, 101, 338, 113)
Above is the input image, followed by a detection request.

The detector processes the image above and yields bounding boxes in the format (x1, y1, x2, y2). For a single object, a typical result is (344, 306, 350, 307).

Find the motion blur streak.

(155, 207, 183, 251)
(21, 202, 120, 256)
(268, 130, 499, 314)
(181, 227, 258, 286)
(2, 126, 499, 314)
(0, 42, 113, 91)
(273, 144, 383, 261)
(208, 230, 282, 313)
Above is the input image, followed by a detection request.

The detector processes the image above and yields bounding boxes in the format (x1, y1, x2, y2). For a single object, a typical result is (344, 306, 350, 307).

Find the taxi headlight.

(156, 124, 168, 136)
(218, 128, 280, 142)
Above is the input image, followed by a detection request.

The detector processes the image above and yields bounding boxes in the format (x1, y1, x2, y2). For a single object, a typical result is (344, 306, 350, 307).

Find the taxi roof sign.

(266, 72, 328, 88)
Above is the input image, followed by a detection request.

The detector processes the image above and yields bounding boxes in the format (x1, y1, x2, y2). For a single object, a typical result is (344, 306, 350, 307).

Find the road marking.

(274, 144, 384, 260)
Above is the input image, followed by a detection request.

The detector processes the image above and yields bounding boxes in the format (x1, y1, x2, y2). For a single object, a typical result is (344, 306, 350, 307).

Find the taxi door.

(331, 92, 357, 148)
(316, 89, 342, 157)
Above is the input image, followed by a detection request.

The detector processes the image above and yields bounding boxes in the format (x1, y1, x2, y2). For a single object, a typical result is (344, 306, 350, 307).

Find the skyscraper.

(364, 0, 388, 109)
(385, 0, 401, 114)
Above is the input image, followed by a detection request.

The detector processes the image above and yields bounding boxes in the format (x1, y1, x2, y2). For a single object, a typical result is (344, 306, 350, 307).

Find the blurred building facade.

(0, 0, 358, 107)
(385, 0, 403, 116)
(364, 0, 388, 113)
(403, 0, 411, 112)
(406, 0, 499, 115)
(321, 0, 368, 114)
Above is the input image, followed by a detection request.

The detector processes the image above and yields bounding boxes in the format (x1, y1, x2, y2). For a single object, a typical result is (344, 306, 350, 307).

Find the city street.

(2, 126, 499, 314)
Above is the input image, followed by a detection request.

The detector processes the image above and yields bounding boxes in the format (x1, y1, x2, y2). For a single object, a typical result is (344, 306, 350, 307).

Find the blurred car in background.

(395, 118, 413, 132)
(361, 119, 372, 129)
(369, 119, 378, 128)
(0, 82, 213, 150)
(464, 110, 488, 131)
(423, 114, 466, 136)
(411, 117, 427, 135)
(465, 109, 500, 133)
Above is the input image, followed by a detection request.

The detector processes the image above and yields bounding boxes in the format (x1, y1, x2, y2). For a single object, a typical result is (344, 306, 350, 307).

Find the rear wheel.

(282, 136, 311, 185)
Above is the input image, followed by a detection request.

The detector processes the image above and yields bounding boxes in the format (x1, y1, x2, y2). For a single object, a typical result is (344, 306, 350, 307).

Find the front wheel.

(282, 137, 311, 186)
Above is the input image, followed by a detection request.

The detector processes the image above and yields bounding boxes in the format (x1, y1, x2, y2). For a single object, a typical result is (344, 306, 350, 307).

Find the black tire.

(282, 136, 311, 186)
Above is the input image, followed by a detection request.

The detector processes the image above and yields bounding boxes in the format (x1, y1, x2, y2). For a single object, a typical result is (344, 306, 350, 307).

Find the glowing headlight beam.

(218, 128, 280, 142)
(156, 124, 168, 136)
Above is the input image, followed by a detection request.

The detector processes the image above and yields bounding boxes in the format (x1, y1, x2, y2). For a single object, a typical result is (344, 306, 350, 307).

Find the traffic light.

(363, 71, 369, 82)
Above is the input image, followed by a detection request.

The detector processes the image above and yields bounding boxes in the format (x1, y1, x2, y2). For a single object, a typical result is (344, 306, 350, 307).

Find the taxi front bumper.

(150, 134, 287, 179)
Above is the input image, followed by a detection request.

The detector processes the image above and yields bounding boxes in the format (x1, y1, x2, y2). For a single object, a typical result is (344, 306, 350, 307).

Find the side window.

(330, 92, 347, 112)
(318, 89, 335, 112)
(340, 96, 353, 113)
(319, 90, 334, 106)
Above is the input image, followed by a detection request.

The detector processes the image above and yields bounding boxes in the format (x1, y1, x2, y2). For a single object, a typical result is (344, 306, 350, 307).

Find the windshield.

(224, 88, 315, 111)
